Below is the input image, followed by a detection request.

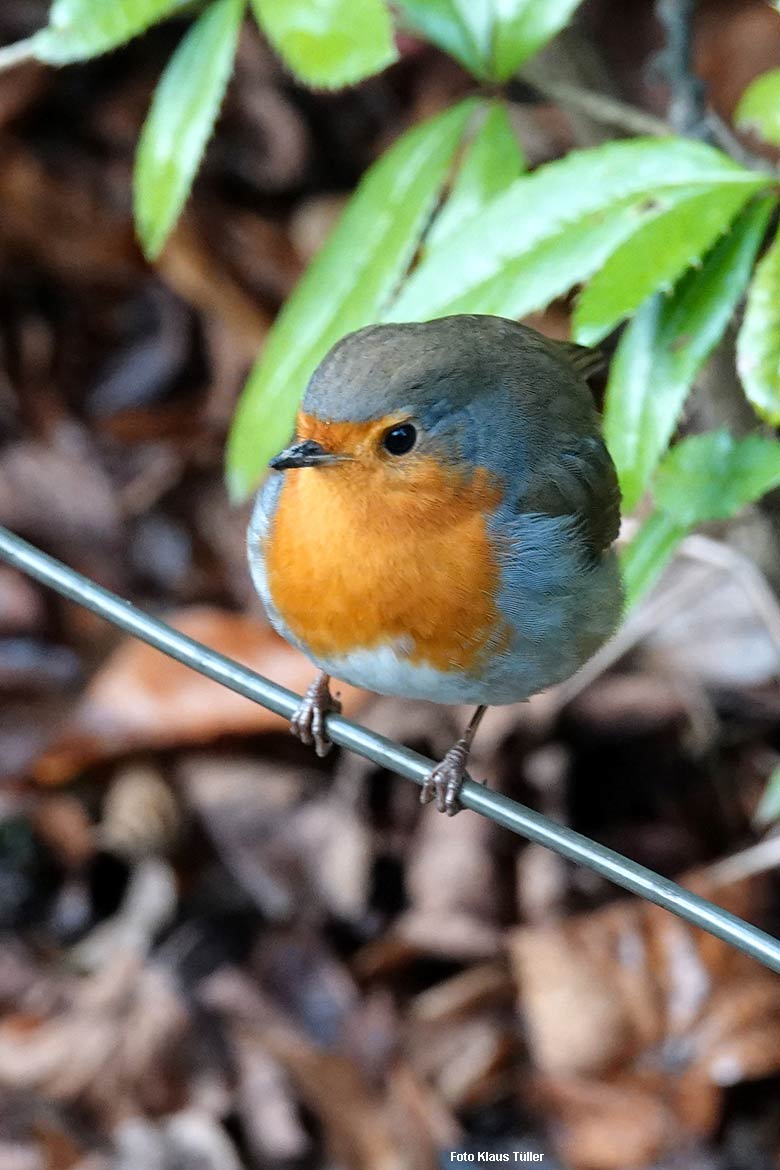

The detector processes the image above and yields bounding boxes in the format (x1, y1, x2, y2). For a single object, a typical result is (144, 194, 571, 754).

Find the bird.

(247, 314, 623, 815)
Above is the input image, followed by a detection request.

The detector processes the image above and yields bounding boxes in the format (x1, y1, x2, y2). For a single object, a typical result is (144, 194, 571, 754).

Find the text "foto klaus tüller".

(449, 1154, 543, 1164)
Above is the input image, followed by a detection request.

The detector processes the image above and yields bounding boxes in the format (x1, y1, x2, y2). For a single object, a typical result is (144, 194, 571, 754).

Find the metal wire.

(2, 522, 780, 972)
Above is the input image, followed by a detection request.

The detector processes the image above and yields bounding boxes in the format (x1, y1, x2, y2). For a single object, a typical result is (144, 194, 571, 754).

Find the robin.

(248, 314, 623, 814)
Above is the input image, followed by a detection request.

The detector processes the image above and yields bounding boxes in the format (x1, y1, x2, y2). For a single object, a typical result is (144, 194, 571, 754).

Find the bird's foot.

(420, 737, 473, 817)
(291, 672, 341, 758)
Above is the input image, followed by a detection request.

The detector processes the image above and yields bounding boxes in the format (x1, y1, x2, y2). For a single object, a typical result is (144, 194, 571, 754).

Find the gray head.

(303, 314, 592, 425)
(270, 315, 600, 477)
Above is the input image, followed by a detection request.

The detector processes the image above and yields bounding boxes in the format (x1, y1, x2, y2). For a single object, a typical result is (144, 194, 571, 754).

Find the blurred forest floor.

(1, 1, 780, 1168)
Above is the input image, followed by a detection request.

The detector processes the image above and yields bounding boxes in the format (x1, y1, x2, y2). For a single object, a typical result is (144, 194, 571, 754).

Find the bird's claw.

(420, 741, 471, 816)
(291, 675, 341, 758)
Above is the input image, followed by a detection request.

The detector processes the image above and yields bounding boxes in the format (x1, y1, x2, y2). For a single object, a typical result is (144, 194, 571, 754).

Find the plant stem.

(654, 0, 774, 172)
(655, 0, 707, 137)
(530, 79, 672, 138)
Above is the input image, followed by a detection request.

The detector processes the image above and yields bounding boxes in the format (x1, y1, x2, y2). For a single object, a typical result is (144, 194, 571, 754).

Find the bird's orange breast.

(262, 420, 506, 673)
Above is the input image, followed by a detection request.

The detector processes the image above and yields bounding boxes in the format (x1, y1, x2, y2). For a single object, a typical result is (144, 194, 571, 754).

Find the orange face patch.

(296, 411, 410, 460)
(263, 412, 507, 673)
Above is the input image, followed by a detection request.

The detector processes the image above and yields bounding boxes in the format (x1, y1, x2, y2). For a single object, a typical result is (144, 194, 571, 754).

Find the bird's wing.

(548, 339, 606, 383)
(522, 434, 621, 562)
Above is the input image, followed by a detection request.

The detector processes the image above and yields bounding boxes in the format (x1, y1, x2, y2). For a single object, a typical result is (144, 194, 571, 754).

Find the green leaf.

(573, 184, 755, 346)
(604, 197, 773, 512)
(388, 137, 766, 323)
(620, 510, 686, 610)
(735, 68, 780, 147)
(492, 0, 585, 81)
(737, 223, 780, 425)
(621, 429, 780, 607)
(755, 764, 780, 827)
(226, 98, 477, 500)
(134, 0, 243, 260)
(19, 0, 187, 64)
(249, 0, 397, 88)
(391, 192, 689, 323)
(426, 101, 525, 250)
(654, 430, 780, 526)
(394, 0, 493, 79)
(394, 0, 585, 82)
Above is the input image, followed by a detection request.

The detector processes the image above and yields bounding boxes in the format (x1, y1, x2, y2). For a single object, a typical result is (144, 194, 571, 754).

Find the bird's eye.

(382, 423, 417, 456)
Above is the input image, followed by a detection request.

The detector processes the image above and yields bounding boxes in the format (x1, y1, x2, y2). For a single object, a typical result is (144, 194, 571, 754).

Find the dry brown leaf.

(351, 936, 423, 982)
(386, 1061, 461, 1167)
(34, 607, 369, 784)
(230, 1034, 310, 1163)
(405, 1014, 514, 1110)
(0, 61, 46, 129)
(156, 216, 271, 357)
(0, 143, 139, 283)
(99, 763, 181, 859)
(0, 950, 189, 1123)
(396, 792, 502, 960)
(111, 1111, 244, 1170)
(34, 1120, 88, 1170)
(697, 1, 780, 119)
(0, 566, 45, 635)
(410, 962, 513, 1025)
(182, 753, 374, 920)
(0, 432, 122, 552)
(535, 1072, 687, 1170)
(32, 795, 95, 870)
(0, 1141, 44, 1170)
(263, 1024, 417, 1170)
(511, 871, 780, 1168)
(511, 903, 660, 1077)
(203, 968, 418, 1170)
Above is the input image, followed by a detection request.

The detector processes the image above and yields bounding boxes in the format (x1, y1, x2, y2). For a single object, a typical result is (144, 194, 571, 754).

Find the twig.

(1, 523, 780, 974)
(704, 111, 776, 174)
(525, 74, 775, 174)
(654, 0, 774, 172)
(679, 534, 780, 666)
(655, 0, 707, 138)
(704, 833, 780, 888)
(529, 79, 673, 139)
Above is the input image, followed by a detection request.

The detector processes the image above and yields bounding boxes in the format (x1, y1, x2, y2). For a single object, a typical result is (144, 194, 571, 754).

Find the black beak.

(269, 439, 343, 471)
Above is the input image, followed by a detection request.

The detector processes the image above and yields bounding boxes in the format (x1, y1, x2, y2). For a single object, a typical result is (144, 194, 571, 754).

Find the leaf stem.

(0, 36, 39, 71)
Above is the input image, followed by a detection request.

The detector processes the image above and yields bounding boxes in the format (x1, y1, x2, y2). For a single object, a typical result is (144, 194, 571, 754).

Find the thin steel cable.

(1, 523, 780, 972)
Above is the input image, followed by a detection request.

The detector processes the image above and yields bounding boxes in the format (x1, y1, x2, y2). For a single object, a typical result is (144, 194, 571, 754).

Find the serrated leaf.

(390, 191, 694, 324)
(604, 197, 773, 512)
(622, 428, 780, 607)
(19, 0, 187, 64)
(736, 68, 780, 147)
(134, 0, 243, 260)
(492, 0, 585, 81)
(394, 0, 493, 79)
(573, 184, 755, 346)
(426, 101, 525, 250)
(395, 0, 584, 82)
(655, 430, 780, 525)
(620, 510, 686, 609)
(226, 99, 477, 500)
(737, 223, 780, 425)
(388, 137, 766, 323)
(249, 0, 397, 88)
